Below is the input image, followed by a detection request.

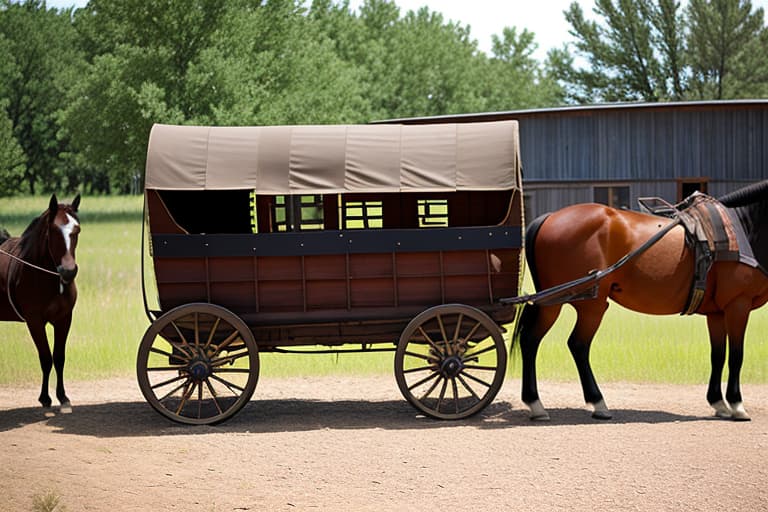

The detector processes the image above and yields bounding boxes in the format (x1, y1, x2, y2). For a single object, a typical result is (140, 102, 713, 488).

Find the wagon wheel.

(137, 303, 259, 425)
(395, 304, 507, 420)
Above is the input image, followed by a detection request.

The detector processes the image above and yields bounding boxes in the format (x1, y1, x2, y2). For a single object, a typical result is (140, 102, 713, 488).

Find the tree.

(0, 0, 85, 193)
(687, 0, 767, 99)
(0, 99, 25, 196)
(60, 0, 227, 192)
(563, 0, 687, 102)
(561, 0, 768, 102)
(479, 27, 566, 111)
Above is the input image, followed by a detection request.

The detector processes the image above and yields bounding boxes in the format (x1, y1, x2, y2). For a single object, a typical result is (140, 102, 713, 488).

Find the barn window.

(594, 186, 630, 209)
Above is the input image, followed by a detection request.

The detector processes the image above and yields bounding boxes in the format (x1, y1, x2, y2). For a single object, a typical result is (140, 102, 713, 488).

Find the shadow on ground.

(0, 397, 710, 438)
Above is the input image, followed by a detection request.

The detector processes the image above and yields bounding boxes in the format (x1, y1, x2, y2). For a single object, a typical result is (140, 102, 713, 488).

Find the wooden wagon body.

(139, 121, 524, 424)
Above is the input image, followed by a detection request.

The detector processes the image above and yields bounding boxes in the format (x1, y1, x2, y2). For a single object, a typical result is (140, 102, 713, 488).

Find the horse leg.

(52, 313, 73, 413)
(705, 314, 731, 418)
(27, 320, 53, 408)
(724, 300, 751, 421)
(569, 301, 611, 419)
(518, 303, 561, 421)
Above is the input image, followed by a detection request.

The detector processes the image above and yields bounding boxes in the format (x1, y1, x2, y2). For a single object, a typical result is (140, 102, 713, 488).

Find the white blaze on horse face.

(60, 213, 79, 253)
(57, 213, 80, 272)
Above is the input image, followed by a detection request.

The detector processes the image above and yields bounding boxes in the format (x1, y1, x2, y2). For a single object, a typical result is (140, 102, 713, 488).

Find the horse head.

(46, 193, 81, 285)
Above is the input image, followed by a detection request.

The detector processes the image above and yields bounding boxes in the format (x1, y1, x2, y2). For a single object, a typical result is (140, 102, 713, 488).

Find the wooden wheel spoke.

(418, 373, 443, 402)
(210, 349, 249, 368)
(461, 364, 498, 372)
(416, 326, 444, 356)
(463, 343, 497, 361)
(436, 314, 451, 355)
(403, 364, 437, 374)
(212, 367, 251, 374)
(456, 374, 482, 401)
(209, 330, 241, 356)
(205, 379, 224, 415)
(174, 381, 196, 414)
(451, 313, 464, 345)
(436, 378, 449, 412)
(460, 368, 495, 388)
(451, 377, 460, 414)
(210, 373, 246, 394)
(403, 349, 439, 363)
(462, 320, 484, 345)
(169, 320, 194, 356)
(407, 370, 440, 393)
(158, 380, 189, 402)
(147, 365, 186, 372)
(150, 373, 188, 391)
(194, 312, 200, 348)
(197, 381, 203, 418)
(149, 346, 178, 359)
(203, 317, 221, 351)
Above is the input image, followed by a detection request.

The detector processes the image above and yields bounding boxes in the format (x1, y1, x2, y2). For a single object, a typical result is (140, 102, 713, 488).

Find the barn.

(384, 100, 768, 220)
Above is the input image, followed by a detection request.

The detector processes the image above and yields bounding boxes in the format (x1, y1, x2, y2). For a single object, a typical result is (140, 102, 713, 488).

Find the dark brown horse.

(513, 181, 768, 421)
(0, 194, 81, 412)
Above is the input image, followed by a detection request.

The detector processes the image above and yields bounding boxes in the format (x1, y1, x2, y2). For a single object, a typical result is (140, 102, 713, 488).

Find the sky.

(45, 0, 768, 61)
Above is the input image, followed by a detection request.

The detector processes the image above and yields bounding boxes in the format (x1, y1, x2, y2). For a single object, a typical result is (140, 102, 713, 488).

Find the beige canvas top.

(144, 121, 521, 194)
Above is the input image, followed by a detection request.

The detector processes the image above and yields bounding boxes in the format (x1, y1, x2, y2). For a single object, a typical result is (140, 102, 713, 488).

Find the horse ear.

(71, 194, 81, 212)
(48, 194, 58, 222)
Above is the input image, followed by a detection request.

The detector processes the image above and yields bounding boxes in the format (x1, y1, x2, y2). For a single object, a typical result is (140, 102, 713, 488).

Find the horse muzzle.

(57, 264, 78, 284)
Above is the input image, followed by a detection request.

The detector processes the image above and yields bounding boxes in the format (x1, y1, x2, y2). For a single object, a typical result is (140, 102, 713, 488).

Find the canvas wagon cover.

(144, 121, 520, 194)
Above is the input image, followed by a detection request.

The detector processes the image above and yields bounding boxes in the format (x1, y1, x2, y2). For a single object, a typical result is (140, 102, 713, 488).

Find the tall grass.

(0, 195, 766, 386)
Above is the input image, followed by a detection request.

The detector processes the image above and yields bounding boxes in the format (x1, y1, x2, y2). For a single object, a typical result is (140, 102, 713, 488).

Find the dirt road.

(2, 376, 767, 511)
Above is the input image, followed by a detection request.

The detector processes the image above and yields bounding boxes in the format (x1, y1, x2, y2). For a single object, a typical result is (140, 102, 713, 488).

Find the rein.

(502, 218, 683, 307)
(0, 247, 60, 277)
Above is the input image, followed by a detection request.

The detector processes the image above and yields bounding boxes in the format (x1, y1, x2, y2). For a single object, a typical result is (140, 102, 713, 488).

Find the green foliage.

(3, 0, 767, 193)
(563, 0, 768, 102)
(0, 0, 85, 194)
(686, 0, 768, 99)
(0, 97, 25, 195)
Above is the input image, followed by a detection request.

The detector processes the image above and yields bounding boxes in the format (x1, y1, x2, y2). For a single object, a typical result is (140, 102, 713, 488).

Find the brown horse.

(513, 180, 768, 421)
(0, 194, 81, 412)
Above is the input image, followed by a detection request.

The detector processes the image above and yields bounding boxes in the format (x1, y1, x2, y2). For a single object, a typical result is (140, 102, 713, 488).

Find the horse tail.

(511, 212, 550, 353)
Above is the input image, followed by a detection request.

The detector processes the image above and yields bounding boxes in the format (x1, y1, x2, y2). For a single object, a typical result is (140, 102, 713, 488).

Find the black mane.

(719, 180, 768, 273)
(718, 179, 768, 207)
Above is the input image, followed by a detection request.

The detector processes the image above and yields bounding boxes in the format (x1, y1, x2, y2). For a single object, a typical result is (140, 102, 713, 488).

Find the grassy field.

(1, 195, 767, 387)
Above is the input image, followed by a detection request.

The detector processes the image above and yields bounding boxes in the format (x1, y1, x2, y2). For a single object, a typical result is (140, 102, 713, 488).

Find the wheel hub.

(440, 355, 464, 379)
(188, 356, 212, 381)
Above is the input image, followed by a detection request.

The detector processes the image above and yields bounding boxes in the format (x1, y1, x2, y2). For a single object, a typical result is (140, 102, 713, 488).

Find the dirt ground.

(2, 376, 768, 512)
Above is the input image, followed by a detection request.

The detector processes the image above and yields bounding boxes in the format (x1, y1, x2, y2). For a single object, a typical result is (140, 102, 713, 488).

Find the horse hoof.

(711, 400, 732, 419)
(526, 399, 550, 421)
(592, 410, 613, 420)
(730, 402, 751, 421)
(591, 399, 612, 420)
(60, 402, 73, 414)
